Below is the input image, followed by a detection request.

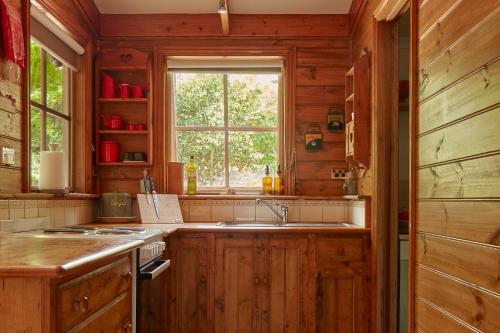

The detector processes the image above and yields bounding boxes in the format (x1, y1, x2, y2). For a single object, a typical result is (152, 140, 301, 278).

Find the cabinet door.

(169, 236, 209, 333)
(214, 238, 260, 333)
(316, 268, 369, 333)
(260, 238, 308, 333)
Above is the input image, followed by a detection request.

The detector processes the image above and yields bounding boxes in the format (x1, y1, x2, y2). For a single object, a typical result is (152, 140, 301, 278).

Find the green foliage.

(174, 72, 279, 188)
(29, 41, 68, 185)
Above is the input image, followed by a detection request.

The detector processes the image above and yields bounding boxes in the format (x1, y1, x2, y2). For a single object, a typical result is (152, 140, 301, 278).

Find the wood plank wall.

(414, 0, 500, 332)
(0, 0, 24, 193)
(98, 15, 352, 196)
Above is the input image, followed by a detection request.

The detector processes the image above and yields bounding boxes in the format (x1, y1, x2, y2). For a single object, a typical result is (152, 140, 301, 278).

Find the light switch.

(0, 147, 15, 165)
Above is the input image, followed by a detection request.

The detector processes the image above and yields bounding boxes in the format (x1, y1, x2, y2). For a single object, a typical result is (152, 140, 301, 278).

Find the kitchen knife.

(143, 169, 151, 206)
(150, 176, 160, 219)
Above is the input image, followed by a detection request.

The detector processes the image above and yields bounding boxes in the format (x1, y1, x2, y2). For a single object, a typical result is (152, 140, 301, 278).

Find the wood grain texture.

(101, 14, 350, 37)
(419, 0, 500, 68)
(418, 0, 459, 38)
(418, 58, 500, 134)
(417, 200, 500, 246)
(415, 233, 500, 294)
(416, 265, 500, 332)
(418, 153, 500, 199)
(419, 7, 500, 100)
(296, 67, 348, 86)
(415, 298, 476, 333)
(418, 107, 500, 166)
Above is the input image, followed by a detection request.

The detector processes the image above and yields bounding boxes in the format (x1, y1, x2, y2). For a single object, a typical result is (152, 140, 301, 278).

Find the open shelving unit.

(94, 48, 154, 193)
(344, 50, 371, 167)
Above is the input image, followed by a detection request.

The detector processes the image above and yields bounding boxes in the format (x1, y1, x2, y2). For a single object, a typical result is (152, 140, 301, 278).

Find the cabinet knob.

(122, 271, 133, 281)
(262, 277, 268, 285)
(73, 296, 89, 312)
(254, 277, 260, 285)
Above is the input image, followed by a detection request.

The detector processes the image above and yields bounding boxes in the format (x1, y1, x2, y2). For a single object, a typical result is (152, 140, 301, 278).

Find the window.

(170, 68, 282, 191)
(29, 40, 71, 187)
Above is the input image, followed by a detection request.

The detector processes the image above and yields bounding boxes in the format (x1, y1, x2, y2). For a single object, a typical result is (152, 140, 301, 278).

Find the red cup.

(134, 124, 146, 131)
(101, 73, 115, 98)
(132, 86, 143, 98)
(119, 84, 130, 98)
(127, 122, 135, 131)
(100, 139, 120, 163)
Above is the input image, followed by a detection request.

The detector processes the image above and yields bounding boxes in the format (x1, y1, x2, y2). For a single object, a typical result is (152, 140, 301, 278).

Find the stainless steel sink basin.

(215, 222, 352, 227)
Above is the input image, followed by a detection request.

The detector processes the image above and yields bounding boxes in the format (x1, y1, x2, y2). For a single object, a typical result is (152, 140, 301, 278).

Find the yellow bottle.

(187, 155, 197, 195)
(274, 165, 284, 195)
(262, 165, 273, 195)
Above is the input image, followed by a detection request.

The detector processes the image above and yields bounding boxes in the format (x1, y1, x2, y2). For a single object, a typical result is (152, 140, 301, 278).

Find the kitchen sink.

(215, 222, 352, 227)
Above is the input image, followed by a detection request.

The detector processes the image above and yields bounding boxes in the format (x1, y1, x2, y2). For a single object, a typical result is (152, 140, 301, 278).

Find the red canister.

(132, 85, 143, 98)
(100, 139, 120, 163)
(102, 115, 123, 130)
(119, 84, 130, 98)
(101, 73, 116, 98)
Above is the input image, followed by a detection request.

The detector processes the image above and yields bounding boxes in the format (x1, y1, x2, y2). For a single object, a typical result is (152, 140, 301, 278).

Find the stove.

(17, 225, 169, 333)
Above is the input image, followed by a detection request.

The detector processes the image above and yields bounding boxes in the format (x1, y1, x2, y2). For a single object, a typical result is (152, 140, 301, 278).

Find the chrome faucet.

(256, 198, 288, 225)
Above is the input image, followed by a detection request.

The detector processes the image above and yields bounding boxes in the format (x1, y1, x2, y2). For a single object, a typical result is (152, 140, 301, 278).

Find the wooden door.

(411, 0, 500, 332)
(316, 268, 366, 333)
(214, 237, 260, 333)
(260, 238, 308, 333)
(169, 235, 210, 332)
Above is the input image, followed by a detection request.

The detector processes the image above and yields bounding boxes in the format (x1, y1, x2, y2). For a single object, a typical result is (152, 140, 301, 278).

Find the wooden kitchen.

(0, 0, 498, 332)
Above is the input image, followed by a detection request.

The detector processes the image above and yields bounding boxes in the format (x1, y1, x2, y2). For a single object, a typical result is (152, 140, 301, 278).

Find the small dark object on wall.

(327, 112, 345, 132)
(305, 125, 323, 151)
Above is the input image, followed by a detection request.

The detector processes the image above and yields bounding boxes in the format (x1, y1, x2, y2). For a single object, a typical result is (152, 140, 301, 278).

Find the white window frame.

(169, 69, 284, 193)
(29, 40, 73, 190)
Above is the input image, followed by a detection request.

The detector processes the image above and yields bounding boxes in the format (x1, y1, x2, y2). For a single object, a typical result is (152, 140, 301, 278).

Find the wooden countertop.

(0, 236, 142, 278)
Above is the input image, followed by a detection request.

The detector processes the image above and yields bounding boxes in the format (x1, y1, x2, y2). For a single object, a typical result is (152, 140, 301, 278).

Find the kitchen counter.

(88, 222, 371, 236)
(0, 235, 142, 278)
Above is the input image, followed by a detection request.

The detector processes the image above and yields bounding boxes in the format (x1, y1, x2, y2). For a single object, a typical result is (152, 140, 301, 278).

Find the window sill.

(0, 193, 100, 200)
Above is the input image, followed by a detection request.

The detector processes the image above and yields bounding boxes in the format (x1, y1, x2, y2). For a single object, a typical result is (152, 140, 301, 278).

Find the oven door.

(137, 258, 170, 333)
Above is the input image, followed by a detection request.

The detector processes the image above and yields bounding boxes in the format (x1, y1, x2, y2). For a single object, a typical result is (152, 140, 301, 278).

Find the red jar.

(119, 84, 130, 98)
(100, 139, 120, 163)
(101, 73, 116, 98)
(132, 85, 143, 98)
(103, 115, 123, 130)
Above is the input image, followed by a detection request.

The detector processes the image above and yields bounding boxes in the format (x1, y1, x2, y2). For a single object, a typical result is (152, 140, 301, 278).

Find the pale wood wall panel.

(418, 0, 460, 38)
(417, 201, 500, 245)
(416, 265, 500, 332)
(419, 8, 500, 100)
(418, 107, 500, 166)
(418, 58, 500, 134)
(415, 298, 476, 333)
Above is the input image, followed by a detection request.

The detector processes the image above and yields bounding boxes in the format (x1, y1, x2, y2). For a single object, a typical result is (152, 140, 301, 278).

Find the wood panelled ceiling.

(93, 0, 353, 14)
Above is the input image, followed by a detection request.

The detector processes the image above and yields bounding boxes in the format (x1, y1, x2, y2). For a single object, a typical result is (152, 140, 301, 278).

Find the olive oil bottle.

(187, 155, 197, 195)
(274, 165, 284, 195)
(262, 165, 273, 195)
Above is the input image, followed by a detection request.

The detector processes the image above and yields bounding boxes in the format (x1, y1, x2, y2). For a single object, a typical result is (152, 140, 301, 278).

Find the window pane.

(30, 107, 42, 185)
(30, 41, 42, 103)
(176, 131, 225, 187)
(46, 52, 65, 113)
(229, 131, 278, 188)
(174, 73, 224, 127)
(228, 74, 279, 128)
(46, 114, 69, 151)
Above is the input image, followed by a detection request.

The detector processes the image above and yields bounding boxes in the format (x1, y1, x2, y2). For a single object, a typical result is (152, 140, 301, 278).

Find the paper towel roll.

(39, 151, 67, 190)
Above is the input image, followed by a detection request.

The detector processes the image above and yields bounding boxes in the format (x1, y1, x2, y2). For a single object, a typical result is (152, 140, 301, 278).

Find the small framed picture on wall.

(327, 112, 345, 132)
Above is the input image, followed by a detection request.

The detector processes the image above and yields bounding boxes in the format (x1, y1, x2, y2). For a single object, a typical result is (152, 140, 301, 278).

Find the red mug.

(101, 73, 116, 98)
(102, 115, 123, 130)
(132, 86, 143, 98)
(100, 139, 120, 163)
(119, 84, 130, 98)
(135, 124, 146, 131)
(127, 122, 135, 131)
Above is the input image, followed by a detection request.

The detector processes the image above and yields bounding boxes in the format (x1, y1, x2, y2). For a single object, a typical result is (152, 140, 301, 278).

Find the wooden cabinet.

(169, 234, 211, 332)
(167, 232, 370, 333)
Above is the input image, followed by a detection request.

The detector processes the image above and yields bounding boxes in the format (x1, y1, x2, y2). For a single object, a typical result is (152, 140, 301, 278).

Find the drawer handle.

(122, 322, 132, 332)
(122, 271, 133, 281)
(73, 296, 89, 312)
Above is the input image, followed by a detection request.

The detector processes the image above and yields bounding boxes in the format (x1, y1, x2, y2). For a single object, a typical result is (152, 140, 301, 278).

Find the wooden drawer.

(316, 238, 364, 262)
(69, 291, 132, 333)
(56, 256, 132, 332)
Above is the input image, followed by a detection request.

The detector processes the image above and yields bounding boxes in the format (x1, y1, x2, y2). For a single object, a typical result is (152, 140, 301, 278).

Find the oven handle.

(139, 259, 171, 280)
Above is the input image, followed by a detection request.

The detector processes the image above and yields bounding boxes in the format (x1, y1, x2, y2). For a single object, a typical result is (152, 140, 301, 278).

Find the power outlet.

(331, 168, 348, 180)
